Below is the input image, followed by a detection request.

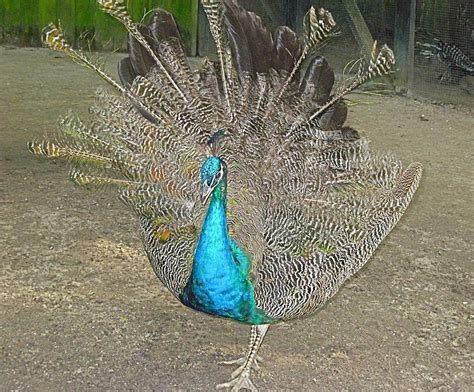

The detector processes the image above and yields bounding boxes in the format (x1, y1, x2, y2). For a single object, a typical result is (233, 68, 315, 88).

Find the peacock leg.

(216, 324, 270, 391)
(219, 325, 262, 371)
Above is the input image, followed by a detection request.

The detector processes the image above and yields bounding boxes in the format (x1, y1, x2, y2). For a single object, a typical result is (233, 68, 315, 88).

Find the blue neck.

(194, 185, 234, 280)
(180, 182, 272, 324)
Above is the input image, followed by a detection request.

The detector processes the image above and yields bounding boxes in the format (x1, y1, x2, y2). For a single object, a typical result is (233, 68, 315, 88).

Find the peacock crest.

(29, 0, 422, 390)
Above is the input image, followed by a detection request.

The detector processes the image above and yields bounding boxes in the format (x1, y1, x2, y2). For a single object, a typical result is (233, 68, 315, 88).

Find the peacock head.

(200, 156, 227, 204)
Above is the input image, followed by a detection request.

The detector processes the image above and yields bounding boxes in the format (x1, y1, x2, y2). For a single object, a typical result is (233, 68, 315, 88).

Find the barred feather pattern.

(420, 40, 474, 75)
(302, 7, 337, 52)
(201, 0, 234, 115)
(29, 0, 422, 320)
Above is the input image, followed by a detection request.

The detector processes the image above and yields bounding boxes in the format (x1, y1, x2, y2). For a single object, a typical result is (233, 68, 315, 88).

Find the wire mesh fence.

(0, 0, 472, 105)
(414, 0, 473, 104)
(311, 0, 473, 105)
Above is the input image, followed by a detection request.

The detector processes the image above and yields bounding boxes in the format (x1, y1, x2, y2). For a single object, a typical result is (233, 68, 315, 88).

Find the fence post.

(39, 0, 58, 30)
(394, 0, 416, 94)
(3, 0, 22, 43)
(20, 0, 40, 46)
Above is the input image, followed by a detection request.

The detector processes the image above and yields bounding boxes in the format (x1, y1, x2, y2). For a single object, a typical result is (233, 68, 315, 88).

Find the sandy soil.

(1, 46, 473, 391)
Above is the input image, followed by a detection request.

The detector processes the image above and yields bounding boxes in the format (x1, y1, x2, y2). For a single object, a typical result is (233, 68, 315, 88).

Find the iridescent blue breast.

(180, 175, 272, 324)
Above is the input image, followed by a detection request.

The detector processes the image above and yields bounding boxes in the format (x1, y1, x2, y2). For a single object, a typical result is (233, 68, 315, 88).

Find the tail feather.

(118, 57, 136, 87)
(30, 1, 420, 303)
(310, 42, 395, 121)
(302, 7, 337, 54)
(97, 0, 188, 102)
(127, 24, 157, 78)
(221, 0, 274, 76)
(148, 8, 184, 52)
(28, 141, 112, 166)
(42, 24, 125, 94)
(201, 0, 234, 115)
(318, 101, 348, 132)
(392, 162, 423, 202)
(299, 56, 335, 105)
(273, 26, 302, 74)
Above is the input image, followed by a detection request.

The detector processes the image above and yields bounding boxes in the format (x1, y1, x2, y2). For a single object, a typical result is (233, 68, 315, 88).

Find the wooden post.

(4, 0, 22, 44)
(20, 0, 40, 46)
(340, 0, 375, 58)
(74, 0, 97, 49)
(0, 2, 4, 40)
(39, 0, 58, 28)
(94, 3, 114, 51)
(394, 0, 416, 93)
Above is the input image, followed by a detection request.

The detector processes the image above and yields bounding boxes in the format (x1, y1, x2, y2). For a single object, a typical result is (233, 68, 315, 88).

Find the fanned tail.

(30, 0, 421, 309)
(98, 0, 188, 101)
(310, 42, 395, 121)
(201, 0, 234, 116)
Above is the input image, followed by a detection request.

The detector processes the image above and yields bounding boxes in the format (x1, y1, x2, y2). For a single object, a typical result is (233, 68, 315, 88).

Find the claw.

(217, 325, 269, 391)
(216, 370, 257, 392)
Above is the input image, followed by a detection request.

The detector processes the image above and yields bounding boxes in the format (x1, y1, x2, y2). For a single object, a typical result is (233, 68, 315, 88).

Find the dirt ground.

(1, 46, 473, 391)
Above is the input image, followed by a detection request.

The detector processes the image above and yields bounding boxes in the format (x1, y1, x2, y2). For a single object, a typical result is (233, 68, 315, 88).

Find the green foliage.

(418, 0, 449, 32)
(1, 0, 21, 42)
(0, 0, 198, 53)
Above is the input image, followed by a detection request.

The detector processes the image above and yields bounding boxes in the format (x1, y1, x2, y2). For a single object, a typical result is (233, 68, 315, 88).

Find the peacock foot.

(219, 355, 263, 373)
(216, 369, 257, 392)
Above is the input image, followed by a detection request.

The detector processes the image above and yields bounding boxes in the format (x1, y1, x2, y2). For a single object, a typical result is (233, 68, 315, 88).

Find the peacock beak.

(200, 182, 213, 204)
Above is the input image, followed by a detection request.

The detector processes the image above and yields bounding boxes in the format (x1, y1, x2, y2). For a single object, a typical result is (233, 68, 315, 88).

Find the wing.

(254, 163, 422, 320)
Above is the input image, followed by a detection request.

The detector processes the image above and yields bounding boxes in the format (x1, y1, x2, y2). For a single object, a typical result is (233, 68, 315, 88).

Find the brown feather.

(318, 100, 348, 132)
(340, 126, 360, 141)
(118, 57, 137, 87)
(300, 56, 335, 105)
(148, 8, 185, 55)
(127, 24, 156, 77)
(273, 26, 302, 74)
(221, 0, 274, 76)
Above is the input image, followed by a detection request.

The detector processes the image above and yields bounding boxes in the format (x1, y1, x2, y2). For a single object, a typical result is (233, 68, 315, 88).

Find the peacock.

(28, 0, 423, 390)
